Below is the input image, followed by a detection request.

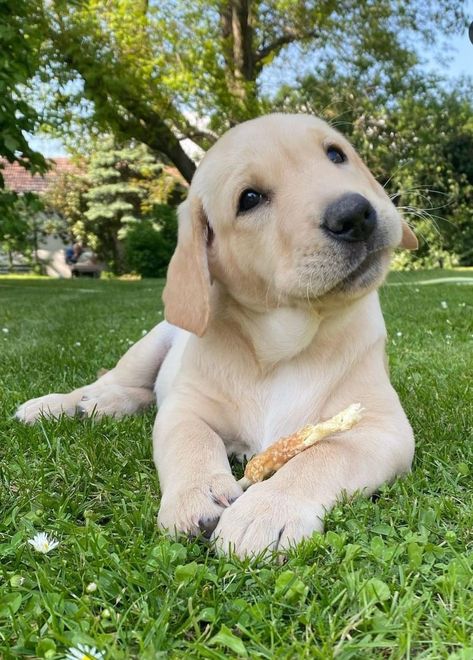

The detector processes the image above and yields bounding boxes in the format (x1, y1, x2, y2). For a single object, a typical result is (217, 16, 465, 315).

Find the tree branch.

(255, 28, 318, 65)
(174, 119, 218, 148)
(48, 27, 197, 183)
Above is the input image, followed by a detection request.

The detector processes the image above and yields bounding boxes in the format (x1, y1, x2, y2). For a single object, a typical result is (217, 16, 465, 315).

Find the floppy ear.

(162, 197, 211, 336)
(400, 220, 418, 250)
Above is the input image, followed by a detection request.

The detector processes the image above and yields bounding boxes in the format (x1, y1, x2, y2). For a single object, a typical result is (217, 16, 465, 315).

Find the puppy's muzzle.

(322, 193, 377, 243)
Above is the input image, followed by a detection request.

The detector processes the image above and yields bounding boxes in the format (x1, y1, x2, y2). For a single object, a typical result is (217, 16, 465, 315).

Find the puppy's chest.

(221, 364, 325, 459)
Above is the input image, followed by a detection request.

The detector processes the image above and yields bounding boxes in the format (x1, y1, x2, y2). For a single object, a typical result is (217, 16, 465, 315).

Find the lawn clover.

(65, 644, 105, 660)
(28, 532, 59, 554)
(440, 301, 448, 309)
(2, 327, 9, 333)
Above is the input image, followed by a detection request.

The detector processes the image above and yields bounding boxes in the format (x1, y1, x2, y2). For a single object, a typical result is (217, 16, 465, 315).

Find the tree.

(46, 138, 182, 273)
(83, 140, 163, 271)
(37, 1, 468, 182)
(0, 193, 45, 269)
(44, 167, 89, 242)
(124, 205, 178, 278)
(0, 1, 47, 191)
(0, 0, 50, 266)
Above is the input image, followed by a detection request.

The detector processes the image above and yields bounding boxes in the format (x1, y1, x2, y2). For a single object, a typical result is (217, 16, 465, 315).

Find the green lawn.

(1, 271, 472, 659)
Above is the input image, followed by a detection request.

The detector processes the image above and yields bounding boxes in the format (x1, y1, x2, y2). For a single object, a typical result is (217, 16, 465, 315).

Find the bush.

(124, 204, 177, 278)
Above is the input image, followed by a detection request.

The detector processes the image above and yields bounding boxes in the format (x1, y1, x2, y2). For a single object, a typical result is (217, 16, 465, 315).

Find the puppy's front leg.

(16, 321, 175, 423)
(154, 402, 242, 537)
(214, 408, 414, 557)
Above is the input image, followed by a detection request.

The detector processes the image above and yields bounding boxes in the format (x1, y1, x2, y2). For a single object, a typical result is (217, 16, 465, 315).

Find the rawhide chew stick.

(238, 403, 364, 490)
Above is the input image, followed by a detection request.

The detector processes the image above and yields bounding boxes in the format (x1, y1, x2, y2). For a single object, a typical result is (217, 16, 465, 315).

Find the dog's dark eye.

(327, 146, 346, 164)
(238, 189, 266, 213)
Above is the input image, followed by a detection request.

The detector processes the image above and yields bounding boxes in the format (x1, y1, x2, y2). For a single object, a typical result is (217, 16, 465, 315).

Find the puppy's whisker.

(382, 160, 413, 190)
(398, 205, 454, 233)
(390, 186, 448, 199)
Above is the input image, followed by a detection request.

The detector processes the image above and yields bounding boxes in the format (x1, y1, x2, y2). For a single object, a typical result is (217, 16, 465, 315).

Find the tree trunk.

(32, 215, 39, 268)
(220, 0, 258, 123)
(111, 233, 126, 275)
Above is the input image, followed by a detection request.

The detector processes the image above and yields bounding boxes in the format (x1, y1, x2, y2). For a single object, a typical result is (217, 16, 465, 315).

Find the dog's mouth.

(291, 242, 392, 304)
(337, 248, 389, 291)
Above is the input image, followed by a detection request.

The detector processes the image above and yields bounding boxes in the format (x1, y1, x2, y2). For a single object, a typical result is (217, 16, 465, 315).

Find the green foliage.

(44, 168, 89, 238)
(124, 206, 177, 278)
(84, 140, 162, 225)
(0, 193, 45, 268)
(0, 0, 47, 183)
(0, 0, 49, 229)
(36, 1, 467, 181)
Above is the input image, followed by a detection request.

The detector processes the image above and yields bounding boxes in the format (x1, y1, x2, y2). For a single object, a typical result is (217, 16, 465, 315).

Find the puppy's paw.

(15, 393, 80, 424)
(158, 473, 243, 538)
(15, 382, 154, 424)
(212, 482, 324, 558)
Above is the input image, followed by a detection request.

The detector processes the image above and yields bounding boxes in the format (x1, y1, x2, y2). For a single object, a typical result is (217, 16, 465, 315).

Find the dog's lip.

(346, 249, 382, 277)
(338, 246, 389, 287)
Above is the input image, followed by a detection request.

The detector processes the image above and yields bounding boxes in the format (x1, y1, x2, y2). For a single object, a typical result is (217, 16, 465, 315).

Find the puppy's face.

(164, 114, 416, 334)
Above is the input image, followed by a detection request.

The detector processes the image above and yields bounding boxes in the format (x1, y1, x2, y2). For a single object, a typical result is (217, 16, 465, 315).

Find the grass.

(0, 270, 472, 659)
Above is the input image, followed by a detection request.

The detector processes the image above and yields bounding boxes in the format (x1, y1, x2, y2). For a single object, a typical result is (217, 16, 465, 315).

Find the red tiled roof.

(1, 158, 188, 194)
(0, 157, 80, 194)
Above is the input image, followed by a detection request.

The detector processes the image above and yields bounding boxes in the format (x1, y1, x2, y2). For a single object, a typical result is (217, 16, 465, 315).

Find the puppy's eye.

(238, 189, 267, 213)
(327, 146, 346, 164)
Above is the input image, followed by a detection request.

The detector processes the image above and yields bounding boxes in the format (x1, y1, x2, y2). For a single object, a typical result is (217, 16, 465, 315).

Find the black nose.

(322, 193, 377, 242)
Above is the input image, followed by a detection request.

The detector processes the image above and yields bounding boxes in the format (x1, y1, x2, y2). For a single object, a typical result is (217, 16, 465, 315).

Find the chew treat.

(238, 403, 364, 490)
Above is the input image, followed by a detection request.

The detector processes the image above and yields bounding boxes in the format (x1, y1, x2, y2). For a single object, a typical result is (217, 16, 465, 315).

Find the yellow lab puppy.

(16, 114, 418, 557)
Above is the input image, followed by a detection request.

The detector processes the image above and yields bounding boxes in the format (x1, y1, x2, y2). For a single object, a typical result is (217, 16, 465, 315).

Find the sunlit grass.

(1, 272, 472, 658)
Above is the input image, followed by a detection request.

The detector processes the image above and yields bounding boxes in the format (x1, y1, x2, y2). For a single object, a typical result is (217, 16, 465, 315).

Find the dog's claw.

(211, 493, 230, 508)
(75, 405, 87, 419)
(198, 516, 220, 539)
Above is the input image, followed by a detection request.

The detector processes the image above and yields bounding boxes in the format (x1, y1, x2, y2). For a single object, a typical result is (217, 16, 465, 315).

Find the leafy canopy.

(0, 0, 48, 221)
(38, 1, 468, 181)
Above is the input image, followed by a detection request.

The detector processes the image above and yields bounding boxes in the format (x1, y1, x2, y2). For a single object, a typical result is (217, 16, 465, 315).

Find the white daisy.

(28, 532, 59, 554)
(65, 644, 105, 660)
(440, 301, 448, 309)
(86, 582, 97, 593)
(2, 327, 9, 333)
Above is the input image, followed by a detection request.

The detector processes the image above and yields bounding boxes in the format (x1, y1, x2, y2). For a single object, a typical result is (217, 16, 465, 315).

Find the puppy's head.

(164, 114, 417, 335)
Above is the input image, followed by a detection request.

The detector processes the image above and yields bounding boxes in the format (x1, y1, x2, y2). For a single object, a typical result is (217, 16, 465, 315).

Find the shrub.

(124, 204, 177, 278)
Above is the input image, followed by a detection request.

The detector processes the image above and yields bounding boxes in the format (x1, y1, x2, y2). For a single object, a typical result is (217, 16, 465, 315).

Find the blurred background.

(1, 0, 472, 278)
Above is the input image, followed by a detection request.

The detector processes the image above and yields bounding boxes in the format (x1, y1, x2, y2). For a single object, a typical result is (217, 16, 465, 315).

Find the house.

(0, 157, 79, 277)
